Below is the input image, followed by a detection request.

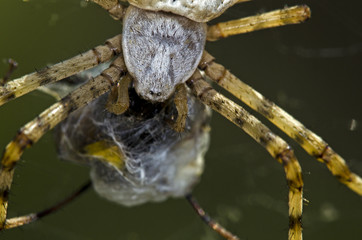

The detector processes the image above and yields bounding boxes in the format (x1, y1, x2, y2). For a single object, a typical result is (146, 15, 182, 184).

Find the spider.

(0, 0, 362, 240)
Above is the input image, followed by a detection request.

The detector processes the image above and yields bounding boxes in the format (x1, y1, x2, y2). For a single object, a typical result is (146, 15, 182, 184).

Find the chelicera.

(1, 1, 361, 240)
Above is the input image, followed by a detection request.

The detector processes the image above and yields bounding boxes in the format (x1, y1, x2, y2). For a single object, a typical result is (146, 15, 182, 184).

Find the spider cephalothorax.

(122, 5, 207, 102)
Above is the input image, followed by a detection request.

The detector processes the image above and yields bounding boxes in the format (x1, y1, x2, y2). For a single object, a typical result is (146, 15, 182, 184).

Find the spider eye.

(148, 90, 162, 97)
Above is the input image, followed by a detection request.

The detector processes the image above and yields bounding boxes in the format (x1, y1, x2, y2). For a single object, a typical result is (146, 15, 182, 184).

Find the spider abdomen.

(126, 0, 240, 22)
(122, 6, 207, 102)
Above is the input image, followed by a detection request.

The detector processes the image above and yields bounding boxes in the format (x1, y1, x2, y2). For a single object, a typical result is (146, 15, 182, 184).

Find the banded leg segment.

(207, 5, 310, 41)
(187, 72, 303, 240)
(0, 56, 127, 229)
(199, 51, 362, 196)
(0, 34, 122, 107)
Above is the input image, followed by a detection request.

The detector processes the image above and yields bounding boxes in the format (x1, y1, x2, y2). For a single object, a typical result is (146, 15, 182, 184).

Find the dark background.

(0, 0, 361, 239)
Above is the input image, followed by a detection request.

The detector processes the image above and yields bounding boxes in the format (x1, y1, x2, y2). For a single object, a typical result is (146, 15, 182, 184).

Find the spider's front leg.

(0, 35, 122, 107)
(187, 71, 304, 240)
(0, 56, 127, 229)
(206, 5, 310, 41)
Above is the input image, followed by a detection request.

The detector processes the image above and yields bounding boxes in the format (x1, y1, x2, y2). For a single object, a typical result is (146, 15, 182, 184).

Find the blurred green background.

(0, 0, 361, 239)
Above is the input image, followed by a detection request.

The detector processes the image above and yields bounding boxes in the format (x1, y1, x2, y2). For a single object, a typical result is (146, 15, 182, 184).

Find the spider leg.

(207, 5, 310, 41)
(0, 34, 122, 107)
(0, 56, 127, 229)
(187, 71, 303, 240)
(90, 0, 126, 20)
(186, 194, 239, 240)
(199, 51, 362, 196)
(3, 181, 91, 230)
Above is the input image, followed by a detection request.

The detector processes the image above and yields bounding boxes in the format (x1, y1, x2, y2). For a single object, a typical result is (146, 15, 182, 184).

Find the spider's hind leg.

(187, 71, 304, 240)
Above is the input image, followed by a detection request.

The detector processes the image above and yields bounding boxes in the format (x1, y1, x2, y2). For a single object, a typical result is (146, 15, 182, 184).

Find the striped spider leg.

(0, 35, 122, 106)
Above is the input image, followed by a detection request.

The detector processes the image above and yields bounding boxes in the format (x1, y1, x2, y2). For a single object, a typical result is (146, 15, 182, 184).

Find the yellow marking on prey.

(84, 141, 125, 169)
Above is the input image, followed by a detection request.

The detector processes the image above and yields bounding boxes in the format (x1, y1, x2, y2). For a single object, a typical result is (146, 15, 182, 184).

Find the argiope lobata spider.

(0, 0, 362, 240)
